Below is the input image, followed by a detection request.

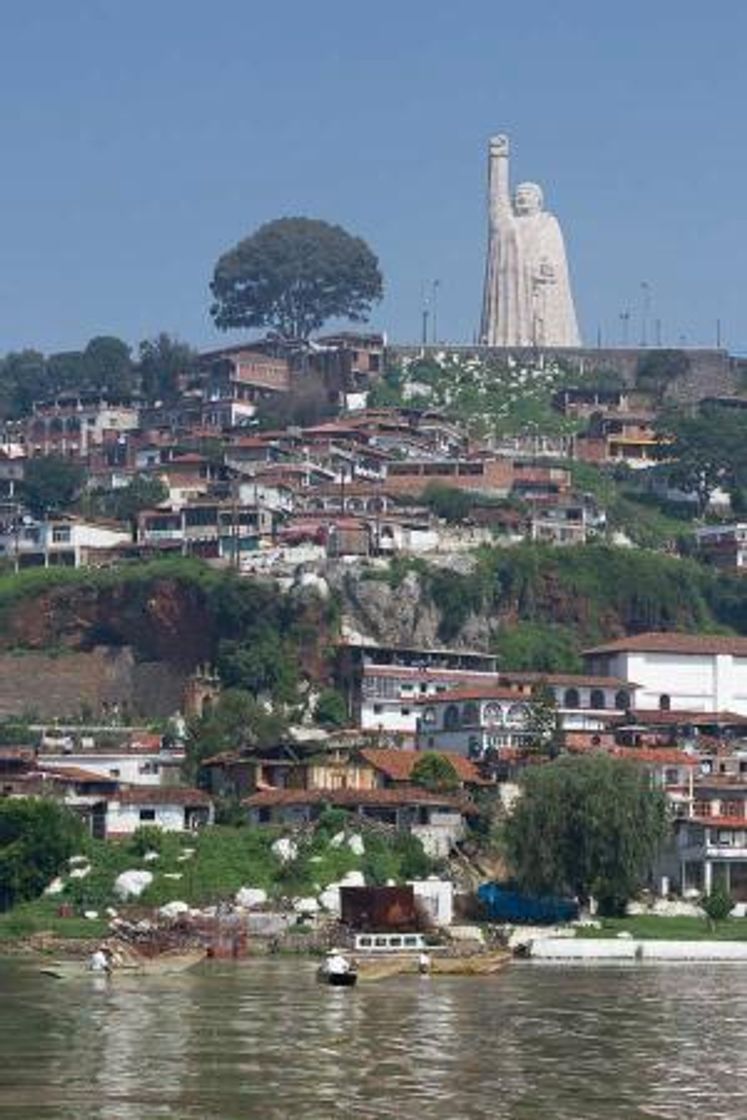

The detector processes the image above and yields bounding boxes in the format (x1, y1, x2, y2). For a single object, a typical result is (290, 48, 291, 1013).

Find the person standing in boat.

(89, 945, 112, 974)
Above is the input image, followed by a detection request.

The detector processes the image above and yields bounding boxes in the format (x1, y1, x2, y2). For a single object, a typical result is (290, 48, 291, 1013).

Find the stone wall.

(390, 345, 738, 405)
(0, 646, 186, 720)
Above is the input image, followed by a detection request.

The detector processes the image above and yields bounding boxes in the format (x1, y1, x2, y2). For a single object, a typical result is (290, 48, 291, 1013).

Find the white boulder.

(271, 838, 298, 864)
(142, 850, 160, 863)
(159, 901, 190, 920)
(348, 834, 365, 856)
(69, 865, 91, 880)
(293, 897, 320, 915)
(44, 877, 65, 896)
(340, 870, 365, 887)
(319, 885, 341, 915)
(235, 887, 268, 909)
(68, 855, 89, 867)
(163, 872, 183, 881)
(330, 831, 346, 849)
(83, 910, 99, 920)
(114, 870, 154, 900)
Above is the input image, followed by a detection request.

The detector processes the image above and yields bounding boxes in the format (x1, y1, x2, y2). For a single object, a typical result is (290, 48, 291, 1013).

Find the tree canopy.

(21, 456, 86, 517)
(656, 404, 747, 512)
(0, 799, 84, 911)
(411, 752, 459, 792)
(186, 689, 288, 780)
(138, 333, 198, 404)
(503, 753, 668, 915)
(210, 216, 383, 339)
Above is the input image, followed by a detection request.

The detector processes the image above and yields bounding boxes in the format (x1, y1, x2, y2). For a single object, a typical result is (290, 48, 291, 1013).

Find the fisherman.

(88, 945, 112, 974)
(325, 948, 351, 976)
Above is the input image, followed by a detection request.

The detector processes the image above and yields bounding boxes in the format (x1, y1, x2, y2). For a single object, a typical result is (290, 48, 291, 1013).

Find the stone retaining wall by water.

(530, 937, 747, 961)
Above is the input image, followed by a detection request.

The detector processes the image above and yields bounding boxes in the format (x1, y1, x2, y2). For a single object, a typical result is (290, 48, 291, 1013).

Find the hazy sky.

(0, 1, 745, 356)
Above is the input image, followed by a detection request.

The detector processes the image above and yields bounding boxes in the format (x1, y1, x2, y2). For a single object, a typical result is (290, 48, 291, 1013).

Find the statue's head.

(514, 182, 544, 215)
(490, 134, 509, 157)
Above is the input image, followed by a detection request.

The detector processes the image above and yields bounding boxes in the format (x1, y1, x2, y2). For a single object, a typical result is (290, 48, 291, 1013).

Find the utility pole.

(716, 319, 722, 348)
(431, 279, 440, 345)
(654, 318, 662, 347)
(619, 310, 630, 347)
(640, 282, 651, 347)
(421, 283, 430, 347)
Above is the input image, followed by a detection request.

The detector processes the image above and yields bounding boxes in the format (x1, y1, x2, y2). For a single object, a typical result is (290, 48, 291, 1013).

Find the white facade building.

(584, 633, 747, 716)
(104, 787, 213, 837)
(338, 643, 499, 738)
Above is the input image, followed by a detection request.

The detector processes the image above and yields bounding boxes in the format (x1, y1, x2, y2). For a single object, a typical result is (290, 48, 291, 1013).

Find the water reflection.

(2, 959, 747, 1119)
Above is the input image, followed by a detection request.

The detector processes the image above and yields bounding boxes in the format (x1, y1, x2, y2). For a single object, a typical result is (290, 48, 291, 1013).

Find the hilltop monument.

(480, 134, 581, 347)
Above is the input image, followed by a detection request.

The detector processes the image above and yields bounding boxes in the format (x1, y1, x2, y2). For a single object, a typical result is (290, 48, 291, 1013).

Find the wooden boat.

(356, 950, 511, 982)
(40, 949, 205, 980)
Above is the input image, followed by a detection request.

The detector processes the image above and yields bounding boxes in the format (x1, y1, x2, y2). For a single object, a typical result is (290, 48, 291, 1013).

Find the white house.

(337, 642, 499, 738)
(416, 675, 633, 758)
(583, 633, 747, 716)
(0, 516, 129, 569)
(104, 787, 214, 838)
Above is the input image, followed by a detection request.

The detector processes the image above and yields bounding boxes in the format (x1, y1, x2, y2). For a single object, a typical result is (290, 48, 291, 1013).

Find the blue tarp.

(477, 882, 579, 924)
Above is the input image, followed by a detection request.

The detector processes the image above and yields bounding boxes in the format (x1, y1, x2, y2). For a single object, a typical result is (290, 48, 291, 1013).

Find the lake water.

(1, 956, 746, 1119)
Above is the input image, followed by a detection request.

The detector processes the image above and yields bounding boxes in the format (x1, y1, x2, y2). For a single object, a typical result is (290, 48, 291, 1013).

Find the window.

(461, 702, 480, 727)
(590, 689, 606, 710)
(615, 690, 630, 711)
(401, 707, 411, 716)
(373, 704, 383, 715)
(138, 808, 156, 822)
(52, 526, 71, 543)
(659, 694, 671, 712)
(444, 705, 460, 731)
(564, 688, 580, 709)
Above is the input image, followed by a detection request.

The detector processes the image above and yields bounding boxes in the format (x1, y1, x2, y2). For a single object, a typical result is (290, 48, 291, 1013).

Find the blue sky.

(0, 0, 745, 355)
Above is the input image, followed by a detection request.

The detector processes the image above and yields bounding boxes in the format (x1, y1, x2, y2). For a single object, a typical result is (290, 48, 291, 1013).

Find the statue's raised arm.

(488, 134, 511, 225)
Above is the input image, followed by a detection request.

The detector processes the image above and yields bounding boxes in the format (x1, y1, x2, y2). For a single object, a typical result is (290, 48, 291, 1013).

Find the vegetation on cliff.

(381, 543, 747, 668)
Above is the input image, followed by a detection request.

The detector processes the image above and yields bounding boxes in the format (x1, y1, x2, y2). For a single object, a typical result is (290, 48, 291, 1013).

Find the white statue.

(480, 135, 581, 347)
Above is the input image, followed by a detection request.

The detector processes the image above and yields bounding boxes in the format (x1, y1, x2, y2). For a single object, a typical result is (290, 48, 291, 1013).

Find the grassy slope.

(574, 916, 747, 941)
(0, 820, 435, 940)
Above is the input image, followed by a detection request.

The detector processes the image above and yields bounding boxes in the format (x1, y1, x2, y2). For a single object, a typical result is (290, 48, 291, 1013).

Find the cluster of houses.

(2, 335, 746, 569)
(5, 629, 747, 903)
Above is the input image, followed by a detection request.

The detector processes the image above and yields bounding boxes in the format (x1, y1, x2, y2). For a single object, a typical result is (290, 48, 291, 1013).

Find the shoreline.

(529, 937, 747, 961)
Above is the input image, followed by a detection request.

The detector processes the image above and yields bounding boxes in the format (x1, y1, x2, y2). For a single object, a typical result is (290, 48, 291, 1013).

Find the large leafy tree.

(185, 689, 288, 781)
(21, 456, 86, 517)
(0, 799, 84, 911)
(210, 216, 383, 339)
(138, 333, 198, 404)
(656, 405, 747, 513)
(504, 754, 668, 915)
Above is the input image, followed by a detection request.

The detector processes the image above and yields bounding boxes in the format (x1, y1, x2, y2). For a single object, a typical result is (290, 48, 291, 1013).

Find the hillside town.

(3, 327, 747, 945)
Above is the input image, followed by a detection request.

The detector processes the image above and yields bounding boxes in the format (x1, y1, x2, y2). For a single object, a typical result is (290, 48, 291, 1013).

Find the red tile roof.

(358, 747, 486, 784)
(40, 764, 119, 784)
(498, 672, 635, 689)
(115, 786, 212, 806)
(565, 744, 697, 766)
(584, 632, 747, 657)
(689, 815, 747, 829)
(243, 785, 473, 812)
(416, 686, 522, 704)
(624, 709, 747, 726)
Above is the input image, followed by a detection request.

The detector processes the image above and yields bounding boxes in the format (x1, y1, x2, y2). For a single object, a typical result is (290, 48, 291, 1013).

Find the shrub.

(703, 887, 733, 926)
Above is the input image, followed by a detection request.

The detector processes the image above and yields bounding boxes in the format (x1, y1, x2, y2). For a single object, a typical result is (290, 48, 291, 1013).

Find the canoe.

(40, 950, 205, 980)
(357, 951, 511, 982)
